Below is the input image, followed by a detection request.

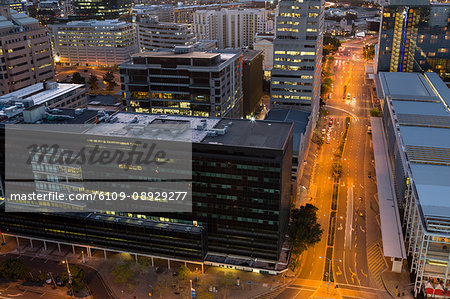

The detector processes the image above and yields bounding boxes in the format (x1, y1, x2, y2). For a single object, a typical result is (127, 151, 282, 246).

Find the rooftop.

(378, 71, 450, 221)
(56, 19, 130, 28)
(131, 51, 220, 59)
(0, 82, 84, 107)
(265, 109, 310, 155)
(243, 49, 262, 61)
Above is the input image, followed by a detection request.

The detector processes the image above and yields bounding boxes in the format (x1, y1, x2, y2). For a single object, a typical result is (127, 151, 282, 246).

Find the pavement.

(381, 270, 414, 299)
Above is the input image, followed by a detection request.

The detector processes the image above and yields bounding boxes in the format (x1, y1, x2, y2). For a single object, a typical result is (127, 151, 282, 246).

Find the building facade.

(193, 8, 274, 49)
(378, 72, 450, 297)
(0, 5, 54, 95)
(270, 0, 324, 121)
(119, 47, 243, 118)
(242, 49, 263, 117)
(254, 33, 274, 78)
(136, 16, 196, 52)
(377, 0, 450, 81)
(50, 20, 138, 67)
(70, 0, 131, 20)
(0, 113, 293, 271)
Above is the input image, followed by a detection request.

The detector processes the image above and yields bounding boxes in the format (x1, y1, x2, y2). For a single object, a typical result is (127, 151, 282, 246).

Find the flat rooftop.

(131, 51, 220, 59)
(0, 82, 84, 107)
(378, 72, 450, 221)
(203, 118, 292, 150)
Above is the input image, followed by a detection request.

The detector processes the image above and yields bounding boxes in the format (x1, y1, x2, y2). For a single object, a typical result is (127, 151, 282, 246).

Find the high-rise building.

(1, 112, 294, 272)
(254, 32, 275, 78)
(377, 0, 450, 81)
(0, 5, 54, 95)
(270, 0, 324, 121)
(193, 8, 274, 49)
(119, 46, 243, 118)
(50, 20, 138, 67)
(70, 0, 131, 20)
(136, 16, 196, 52)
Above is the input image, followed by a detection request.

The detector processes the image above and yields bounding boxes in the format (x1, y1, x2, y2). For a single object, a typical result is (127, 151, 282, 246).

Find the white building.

(136, 16, 196, 52)
(193, 8, 274, 49)
(50, 20, 138, 67)
(270, 0, 324, 122)
(253, 33, 274, 78)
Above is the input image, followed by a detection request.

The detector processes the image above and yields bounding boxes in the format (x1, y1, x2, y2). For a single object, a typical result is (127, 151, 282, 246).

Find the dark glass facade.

(377, 4, 450, 81)
(70, 0, 132, 20)
(0, 116, 293, 263)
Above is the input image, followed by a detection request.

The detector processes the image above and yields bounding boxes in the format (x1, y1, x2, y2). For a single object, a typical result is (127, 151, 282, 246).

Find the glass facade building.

(0, 112, 293, 266)
(70, 0, 132, 20)
(377, 1, 450, 81)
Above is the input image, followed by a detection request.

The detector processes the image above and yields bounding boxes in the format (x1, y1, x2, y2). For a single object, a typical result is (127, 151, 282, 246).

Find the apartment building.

(270, 0, 324, 122)
(136, 16, 196, 52)
(119, 46, 243, 118)
(50, 20, 138, 67)
(193, 8, 274, 49)
(0, 5, 54, 95)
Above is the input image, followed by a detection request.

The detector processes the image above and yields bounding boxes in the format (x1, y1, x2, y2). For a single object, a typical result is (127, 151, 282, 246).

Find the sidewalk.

(381, 271, 414, 299)
(2, 237, 285, 299)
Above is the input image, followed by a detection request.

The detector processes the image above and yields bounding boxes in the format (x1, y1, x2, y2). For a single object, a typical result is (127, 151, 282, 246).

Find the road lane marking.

(360, 226, 365, 233)
(361, 269, 368, 278)
(344, 186, 354, 249)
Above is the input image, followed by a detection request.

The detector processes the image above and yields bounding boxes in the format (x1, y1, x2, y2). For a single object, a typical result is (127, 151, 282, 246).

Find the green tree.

(103, 71, 117, 90)
(87, 74, 99, 90)
(61, 265, 85, 292)
(71, 72, 85, 84)
(323, 36, 341, 55)
(321, 77, 333, 97)
(111, 262, 133, 284)
(370, 107, 381, 117)
(289, 204, 324, 257)
(0, 258, 29, 280)
(177, 265, 191, 281)
(363, 44, 375, 60)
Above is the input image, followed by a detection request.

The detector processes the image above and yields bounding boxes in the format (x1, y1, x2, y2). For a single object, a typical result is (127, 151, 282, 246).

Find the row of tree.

(70, 71, 118, 91)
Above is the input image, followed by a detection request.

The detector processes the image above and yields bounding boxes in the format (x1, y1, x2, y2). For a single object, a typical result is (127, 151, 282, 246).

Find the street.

(275, 36, 386, 299)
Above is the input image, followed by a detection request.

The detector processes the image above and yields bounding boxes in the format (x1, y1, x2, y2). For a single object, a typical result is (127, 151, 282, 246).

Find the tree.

(323, 36, 341, 55)
(321, 77, 333, 97)
(177, 265, 191, 281)
(111, 262, 133, 284)
(370, 107, 381, 117)
(363, 44, 375, 60)
(0, 258, 29, 280)
(288, 204, 324, 257)
(71, 72, 85, 84)
(103, 71, 117, 90)
(87, 74, 99, 90)
(61, 265, 85, 292)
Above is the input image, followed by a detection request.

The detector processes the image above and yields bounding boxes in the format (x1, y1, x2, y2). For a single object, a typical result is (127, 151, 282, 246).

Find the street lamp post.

(319, 256, 342, 294)
(64, 258, 74, 298)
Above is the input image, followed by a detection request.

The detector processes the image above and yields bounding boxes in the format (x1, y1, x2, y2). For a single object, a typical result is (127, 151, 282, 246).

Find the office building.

(376, 72, 450, 297)
(193, 8, 274, 49)
(70, 0, 131, 20)
(132, 3, 245, 24)
(136, 16, 196, 52)
(0, 81, 86, 122)
(1, 112, 294, 272)
(270, 0, 324, 122)
(0, 5, 54, 95)
(377, 0, 450, 81)
(50, 20, 138, 67)
(253, 32, 274, 78)
(120, 47, 243, 118)
(242, 49, 263, 117)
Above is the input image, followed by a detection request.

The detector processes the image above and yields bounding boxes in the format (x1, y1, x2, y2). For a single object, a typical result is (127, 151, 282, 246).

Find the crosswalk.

(366, 243, 387, 288)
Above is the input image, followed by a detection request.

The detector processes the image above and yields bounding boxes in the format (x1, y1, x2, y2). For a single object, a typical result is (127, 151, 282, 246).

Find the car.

(322, 129, 326, 135)
(46, 277, 52, 284)
(367, 126, 372, 134)
(359, 211, 364, 217)
(352, 96, 356, 102)
(347, 93, 351, 100)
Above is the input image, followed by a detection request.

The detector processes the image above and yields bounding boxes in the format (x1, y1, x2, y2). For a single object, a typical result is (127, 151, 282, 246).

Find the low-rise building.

(120, 46, 243, 118)
(253, 32, 274, 78)
(50, 20, 138, 67)
(0, 81, 86, 122)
